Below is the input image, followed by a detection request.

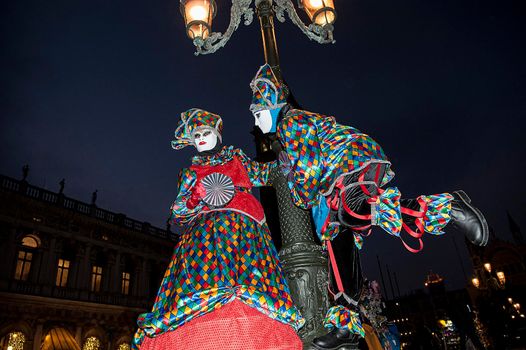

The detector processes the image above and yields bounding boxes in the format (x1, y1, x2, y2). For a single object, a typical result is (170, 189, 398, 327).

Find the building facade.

(466, 226, 526, 349)
(0, 174, 176, 350)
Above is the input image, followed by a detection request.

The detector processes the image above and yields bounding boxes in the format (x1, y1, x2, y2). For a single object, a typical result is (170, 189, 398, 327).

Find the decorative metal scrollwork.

(193, 0, 254, 55)
(190, 0, 334, 55)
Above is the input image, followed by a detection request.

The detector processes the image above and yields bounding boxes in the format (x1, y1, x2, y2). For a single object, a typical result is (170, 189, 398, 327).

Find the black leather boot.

(449, 190, 489, 246)
(312, 328, 359, 350)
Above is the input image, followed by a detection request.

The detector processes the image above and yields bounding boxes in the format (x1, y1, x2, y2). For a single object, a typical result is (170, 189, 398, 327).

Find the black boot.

(312, 328, 359, 350)
(449, 190, 489, 246)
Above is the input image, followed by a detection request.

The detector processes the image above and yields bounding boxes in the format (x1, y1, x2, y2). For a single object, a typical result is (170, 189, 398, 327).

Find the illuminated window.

(91, 266, 103, 292)
(14, 251, 32, 281)
(118, 344, 131, 350)
(5, 331, 25, 350)
(21, 236, 38, 248)
(56, 259, 70, 287)
(121, 272, 131, 295)
(82, 336, 101, 350)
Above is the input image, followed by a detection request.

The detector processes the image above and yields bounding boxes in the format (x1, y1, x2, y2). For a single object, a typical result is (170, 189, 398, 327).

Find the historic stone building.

(0, 172, 176, 350)
(465, 223, 526, 348)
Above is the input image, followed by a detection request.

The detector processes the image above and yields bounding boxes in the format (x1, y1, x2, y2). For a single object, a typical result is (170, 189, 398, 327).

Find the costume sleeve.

(277, 114, 323, 209)
(234, 148, 277, 187)
(169, 167, 204, 225)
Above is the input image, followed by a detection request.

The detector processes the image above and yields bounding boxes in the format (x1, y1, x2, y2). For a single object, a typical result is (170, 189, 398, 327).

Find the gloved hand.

(186, 181, 206, 209)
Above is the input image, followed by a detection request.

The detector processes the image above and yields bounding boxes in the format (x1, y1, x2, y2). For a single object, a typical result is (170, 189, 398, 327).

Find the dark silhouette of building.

(380, 221, 526, 350)
(0, 172, 176, 350)
(466, 224, 526, 349)
(383, 272, 476, 350)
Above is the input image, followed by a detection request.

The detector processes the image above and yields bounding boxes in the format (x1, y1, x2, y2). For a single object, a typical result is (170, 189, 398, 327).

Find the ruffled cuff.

(323, 305, 365, 338)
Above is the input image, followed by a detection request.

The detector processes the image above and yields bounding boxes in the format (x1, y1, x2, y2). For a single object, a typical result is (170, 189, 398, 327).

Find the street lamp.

(299, 0, 336, 26)
(179, 0, 337, 55)
(180, 0, 217, 40)
(472, 277, 480, 288)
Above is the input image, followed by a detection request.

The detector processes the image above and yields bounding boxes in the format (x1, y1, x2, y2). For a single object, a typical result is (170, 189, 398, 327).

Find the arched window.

(4, 332, 25, 350)
(14, 234, 40, 281)
(21, 235, 39, 248)
(82, 336, 101, 350)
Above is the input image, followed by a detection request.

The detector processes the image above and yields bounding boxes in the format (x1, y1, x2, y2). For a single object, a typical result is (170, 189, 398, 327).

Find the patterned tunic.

(133, 146, 304, 348)
(277, 109, 393, 210)
(277, 109, 452, 243)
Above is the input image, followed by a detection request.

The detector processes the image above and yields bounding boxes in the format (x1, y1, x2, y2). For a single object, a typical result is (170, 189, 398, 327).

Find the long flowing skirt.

(133, 210, 304, 348)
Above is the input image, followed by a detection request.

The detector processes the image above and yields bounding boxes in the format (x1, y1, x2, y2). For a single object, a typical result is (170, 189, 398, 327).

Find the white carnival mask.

(193, 129, 218, 152)
(253, 109, 274, 134)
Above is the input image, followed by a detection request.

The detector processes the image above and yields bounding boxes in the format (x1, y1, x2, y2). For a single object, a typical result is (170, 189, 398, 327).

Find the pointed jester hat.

(249, 64, 289, 113)
(171, 108, 223, 150)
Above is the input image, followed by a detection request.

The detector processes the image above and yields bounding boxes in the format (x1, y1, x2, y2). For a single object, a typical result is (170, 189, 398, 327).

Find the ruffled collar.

(191, 145, 236, 166)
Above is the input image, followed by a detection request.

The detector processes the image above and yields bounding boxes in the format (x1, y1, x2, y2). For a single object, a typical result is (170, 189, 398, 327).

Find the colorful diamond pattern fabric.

(172, 108, 223, 150)
(323, 305, 366, 338)
(276, 109, 456, 245)
(371, 187, 403, 237)
(249, 64, 288, 113)
(134, 147, 304, 349)
(418, 193, 454, 234)
(277, 109, 392, 211)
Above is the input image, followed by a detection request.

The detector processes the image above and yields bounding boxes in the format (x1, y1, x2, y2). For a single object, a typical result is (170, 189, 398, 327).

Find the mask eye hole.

(194, 133, 201, 139)
(203, 130, 211, 137)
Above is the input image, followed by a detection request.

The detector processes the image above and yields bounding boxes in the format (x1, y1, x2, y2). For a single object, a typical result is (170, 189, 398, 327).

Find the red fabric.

(186, 182, 206, 209)
(326, 241, 344, 294)
(140, 300, 302, 350)
(190, 157, 265, 223)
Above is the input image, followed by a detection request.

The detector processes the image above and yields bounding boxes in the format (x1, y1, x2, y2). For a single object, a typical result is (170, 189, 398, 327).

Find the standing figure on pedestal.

(249, 64, 489, 350)
(133, 108, 304, 350)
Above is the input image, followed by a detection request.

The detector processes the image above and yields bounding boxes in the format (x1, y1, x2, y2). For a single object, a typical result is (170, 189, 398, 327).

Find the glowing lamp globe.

(483, 262, 491, 272)
(300, 0, 336, 26)
(496, 271, 505, 285)
(180, 0, 217, 40)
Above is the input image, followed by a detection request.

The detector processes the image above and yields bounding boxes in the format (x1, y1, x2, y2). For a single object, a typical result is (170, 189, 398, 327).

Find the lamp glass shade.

(483, 263, 491, 272)
(496, 271, 505, 284)
(182, 0, 215, 39)
(301, 0, 336, 26)
(471, 278, 480, 288)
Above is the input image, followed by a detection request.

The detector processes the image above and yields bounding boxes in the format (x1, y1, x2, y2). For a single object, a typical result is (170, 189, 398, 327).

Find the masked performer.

(249, 64, 489, 350)
(133, 108, 304, 350)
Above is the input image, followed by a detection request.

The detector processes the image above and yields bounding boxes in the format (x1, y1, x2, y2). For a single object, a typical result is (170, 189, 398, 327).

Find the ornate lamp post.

(180, 0, 336, 55)
(179, 0, 339, 344)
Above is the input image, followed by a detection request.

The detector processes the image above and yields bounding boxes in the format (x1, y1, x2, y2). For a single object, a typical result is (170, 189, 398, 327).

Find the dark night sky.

(1, 0, 525, 294)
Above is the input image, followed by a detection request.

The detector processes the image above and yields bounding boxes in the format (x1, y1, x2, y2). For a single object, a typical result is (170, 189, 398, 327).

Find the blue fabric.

(269, 108, 281, 132)
(312, 196, 330, 240)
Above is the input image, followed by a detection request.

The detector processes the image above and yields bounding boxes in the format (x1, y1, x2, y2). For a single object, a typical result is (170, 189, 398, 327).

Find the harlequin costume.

(250, 64, 489, 349)
(132, 108, 304, 350)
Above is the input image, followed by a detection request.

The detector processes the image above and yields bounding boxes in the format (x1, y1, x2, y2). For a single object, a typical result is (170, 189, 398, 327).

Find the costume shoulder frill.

(191, 145, 239, 166)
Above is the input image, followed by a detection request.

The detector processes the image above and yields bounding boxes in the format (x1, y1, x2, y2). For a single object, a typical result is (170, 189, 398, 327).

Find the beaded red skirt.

(140, 300, 302, 350)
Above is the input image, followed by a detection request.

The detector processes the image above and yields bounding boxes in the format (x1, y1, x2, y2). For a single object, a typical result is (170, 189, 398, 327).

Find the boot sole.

(453, 190, 489, 246)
